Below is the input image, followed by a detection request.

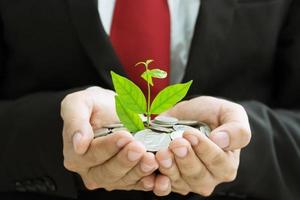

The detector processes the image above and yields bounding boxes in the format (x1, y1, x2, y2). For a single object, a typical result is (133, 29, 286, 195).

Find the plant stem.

(146, 65, 151, 127)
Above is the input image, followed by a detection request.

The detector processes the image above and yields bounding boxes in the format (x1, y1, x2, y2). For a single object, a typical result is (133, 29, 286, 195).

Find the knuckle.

(210, 152, 225, 166)
(201, 189, 214, 197)
(114, 131, 133, 141)
(104, 186, 116, 192)
(223, 168, 237, 182)
(129, 169, 143, 183)
(63, 160, 77, 172)
(236, 125, 251, 147)
(60, 97, 70, 118)
(101, 164, 120, 182)
(235, 103, 245, 113)
(178, 190, 190, 196)
(84, 181, 98, 190)
(184, 173, 202, 184)
(172, 178, 182, 186)
(195, 187, 214, 197)
(61, 93, 77, 107)
(81, 174, 100, 190)
(119, 178, 134, 187)
(122, 186, 133, 191)
(60, 95, 70, 108)
(86, 147, 100, 164)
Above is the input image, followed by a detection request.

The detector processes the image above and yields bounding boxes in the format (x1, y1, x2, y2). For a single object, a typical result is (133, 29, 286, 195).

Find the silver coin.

(174, 123, 211, 137)
(197, 121, 210, 127)
(103, 123, 124, 129)
(149, 125, 173, 133)
(195, 122, 211, 136)
(112, 127, 129, 133)
(150, 121, 174, 128)
(199, 126, 211, 137)
(94, 128, 110, 138)
(177, 120, 199, 126)
(134, 129, 171, 152)
(154, 116, 178, 125)
(170, 130, 185, 140)
(173, 125, 194, 132)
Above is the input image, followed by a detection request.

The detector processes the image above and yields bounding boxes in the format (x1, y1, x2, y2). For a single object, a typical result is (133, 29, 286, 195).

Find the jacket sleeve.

(215, 1, 300, 199)
(0, 11, 84, 199)
(0, 89, 90, 199)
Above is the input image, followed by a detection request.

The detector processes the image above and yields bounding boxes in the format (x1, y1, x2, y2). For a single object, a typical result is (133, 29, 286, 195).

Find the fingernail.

(127, 150, 143, 162)
(141, 163, 155, 173)
(173, 147, 188, 158)
(211, 131, 230, 148)
(186, 134, 199, 146)
(116, 138, 130, 148)
(73, 132, 82, 152)
(160, 158, 172, 168)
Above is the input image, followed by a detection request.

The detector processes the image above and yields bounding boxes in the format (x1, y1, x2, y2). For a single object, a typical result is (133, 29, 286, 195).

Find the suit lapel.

(66, 0, 237, 91)
(183, 0, 237, 95)
(67, 0, 125, 88)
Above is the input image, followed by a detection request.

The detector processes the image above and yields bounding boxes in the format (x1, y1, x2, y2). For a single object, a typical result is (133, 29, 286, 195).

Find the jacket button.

(24, 180, 38, 192)
(42, 176, 56, 192)
(15, 181, 26, 192)
(34, 179, 48, 193)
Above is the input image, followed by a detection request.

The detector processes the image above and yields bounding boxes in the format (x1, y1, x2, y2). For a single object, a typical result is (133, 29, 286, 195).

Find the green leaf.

(150, 80, 193, 114)
(111, 71, 146, 114)
(148, 69, 167, 79)
(115, 96, 145, 132)
(135, 59, 154, 67)
(141, 69, 167, 86)
(141, 70, 154, 86)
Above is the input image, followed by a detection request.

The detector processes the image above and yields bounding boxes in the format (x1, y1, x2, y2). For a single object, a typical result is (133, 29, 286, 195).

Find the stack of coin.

(94, 123, 128, 138)
(94, 116, 211, 152)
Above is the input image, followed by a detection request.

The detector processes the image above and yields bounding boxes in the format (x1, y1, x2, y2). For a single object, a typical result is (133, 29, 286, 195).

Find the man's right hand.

(61, 87, 158, 191)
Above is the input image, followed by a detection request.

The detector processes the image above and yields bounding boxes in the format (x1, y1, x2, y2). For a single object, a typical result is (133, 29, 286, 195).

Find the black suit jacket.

(0, 0, 299, 200)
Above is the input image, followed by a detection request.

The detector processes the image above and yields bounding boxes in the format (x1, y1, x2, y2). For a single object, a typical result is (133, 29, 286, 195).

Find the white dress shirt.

(98, 0, 200, 84)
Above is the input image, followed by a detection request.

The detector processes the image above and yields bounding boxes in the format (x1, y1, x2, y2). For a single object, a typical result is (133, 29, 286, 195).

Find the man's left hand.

(152, 96, 251, 196)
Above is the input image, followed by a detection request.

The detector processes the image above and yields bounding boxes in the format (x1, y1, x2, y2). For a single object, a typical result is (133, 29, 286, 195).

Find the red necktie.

(110, 0, 170, 99)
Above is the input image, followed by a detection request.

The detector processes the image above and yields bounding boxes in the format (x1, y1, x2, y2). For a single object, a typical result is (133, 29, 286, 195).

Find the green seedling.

(111, 59, 193, 133)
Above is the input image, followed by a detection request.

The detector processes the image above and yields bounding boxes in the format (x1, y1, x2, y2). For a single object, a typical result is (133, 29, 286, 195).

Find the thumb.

(209, 121, 251, 150)
(71, 122, 94, 155)
(61, 91, 95, 155)
(209, 102, 251, 151)
(159, 102, 184, 119)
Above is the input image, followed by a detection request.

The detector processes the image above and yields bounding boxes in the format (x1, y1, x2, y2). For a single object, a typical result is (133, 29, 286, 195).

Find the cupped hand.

(154, 96, 251, 196)
(61, 87, 158, 191)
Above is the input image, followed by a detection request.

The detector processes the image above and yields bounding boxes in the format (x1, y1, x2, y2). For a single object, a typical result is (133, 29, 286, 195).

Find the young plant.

(111, 59, 192, 133)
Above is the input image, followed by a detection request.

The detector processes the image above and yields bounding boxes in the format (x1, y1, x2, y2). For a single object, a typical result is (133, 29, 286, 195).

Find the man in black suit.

(0, 0, 299, 200)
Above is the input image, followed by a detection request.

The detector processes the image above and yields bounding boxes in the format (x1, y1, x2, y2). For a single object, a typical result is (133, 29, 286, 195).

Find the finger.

(81, 131, 134, 167)
(112, 175, 156, 192)
(63, 131, 134, 173)
(169, 138, 214, 189)
(98, 174, 156, 192)
(121, 152, 158, 186)
(84, 87, 119, 128)
(183, 129, 238, 182)
(61, 91, 94, 155)
(138, 175, 156, 191)
(155, 149, 190, 192)
(153, 174, 172, 196)
(88, 141, 146, 185)
(211, 103, 251, 150)
(210, 123, 251, 151)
